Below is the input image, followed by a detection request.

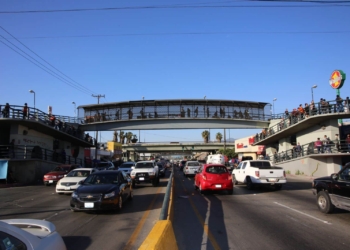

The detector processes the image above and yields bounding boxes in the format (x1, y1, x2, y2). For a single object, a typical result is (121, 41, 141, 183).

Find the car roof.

(71, 168, 96, 171)
(92, 170, 121, 175)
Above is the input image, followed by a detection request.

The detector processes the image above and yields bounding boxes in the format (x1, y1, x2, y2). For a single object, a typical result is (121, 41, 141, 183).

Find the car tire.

(199, 183, 205, 194)
(128, 190, 133, 200)
(274, 184, 282, 190)
(232, 175, 238, 185)
(57, 192, 64, 195)
(194, 184, 198, 190)
(246, 177, 254, 190)
(317, 190, 335, 214)
(117, 195, 123, 211)
(152, 178, 158, 187)
(132, 181, 136, 189)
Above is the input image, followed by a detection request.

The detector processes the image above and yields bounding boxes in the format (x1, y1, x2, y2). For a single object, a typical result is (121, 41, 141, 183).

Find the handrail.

(271, 139, 347, 164)
(0, 144, 83, 165)
(159, 166, 173, 220)
(255, 98, 350, 143)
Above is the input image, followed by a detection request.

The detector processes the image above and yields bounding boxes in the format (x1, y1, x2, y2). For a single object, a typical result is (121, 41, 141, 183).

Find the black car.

(312, 163, 350, 213)
(157, 163, 166, 177)
(70, 170, 132, 212)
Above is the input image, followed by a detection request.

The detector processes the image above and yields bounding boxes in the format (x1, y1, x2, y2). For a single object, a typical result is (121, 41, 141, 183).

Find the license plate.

(139, 177, 144, 180)
(215, 184, 222, 188)
(269, 178, 276, 182)
(84, 203, 94, 208)
(49, 180, 53, 183)
(65, 186, 71, 190)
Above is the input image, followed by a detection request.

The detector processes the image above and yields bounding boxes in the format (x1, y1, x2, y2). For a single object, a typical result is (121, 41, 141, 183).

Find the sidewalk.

(286, 174, 316, 181)
(0, 182, 25, 189)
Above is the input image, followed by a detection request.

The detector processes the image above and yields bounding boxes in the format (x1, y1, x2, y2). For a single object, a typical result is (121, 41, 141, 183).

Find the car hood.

(132, 168, 155, 172)
(59, 177, 86, 183)
(77, 184, 119, 194)
(119, 167, 132, 171)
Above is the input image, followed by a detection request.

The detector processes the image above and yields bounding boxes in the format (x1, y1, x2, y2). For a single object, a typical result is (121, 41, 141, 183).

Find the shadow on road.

(63, 236, 92, 250)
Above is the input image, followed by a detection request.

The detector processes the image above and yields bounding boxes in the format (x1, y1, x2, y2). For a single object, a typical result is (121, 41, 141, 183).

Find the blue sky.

(1, 0, 350, 143)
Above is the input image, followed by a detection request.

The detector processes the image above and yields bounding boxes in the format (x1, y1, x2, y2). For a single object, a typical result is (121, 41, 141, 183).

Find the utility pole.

(92, 94, 105, 164)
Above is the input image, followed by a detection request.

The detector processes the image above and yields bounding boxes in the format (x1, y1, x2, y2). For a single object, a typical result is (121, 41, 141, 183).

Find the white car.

(0, 219, 66, 250)
(56, 168, 98, 194)
(183, 161, 201, 177)
(117, 161, 136, 175)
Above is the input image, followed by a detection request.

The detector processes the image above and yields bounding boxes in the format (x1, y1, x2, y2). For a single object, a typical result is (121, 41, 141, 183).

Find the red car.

(43, 164, 81, 186)
(194, 164, 234, 194)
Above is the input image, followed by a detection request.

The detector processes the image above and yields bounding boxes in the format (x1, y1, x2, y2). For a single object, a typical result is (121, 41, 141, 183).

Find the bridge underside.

(80, 118, 270, 131)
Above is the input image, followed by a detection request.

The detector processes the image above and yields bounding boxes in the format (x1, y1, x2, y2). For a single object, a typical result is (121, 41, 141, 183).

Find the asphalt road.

(0, 171, 170, 250)
(172, 167, 350, 250)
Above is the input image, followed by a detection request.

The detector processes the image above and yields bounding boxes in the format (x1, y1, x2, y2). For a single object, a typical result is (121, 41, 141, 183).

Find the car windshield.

(206, 166, 228, 174)
(120, 163, 134, 168)
(84, 174, 119, 185)
(135, 162, 154, 168)
(66, 170, 90, 177)
(250, 161, 272, 169)
(187, 162, 200, 166)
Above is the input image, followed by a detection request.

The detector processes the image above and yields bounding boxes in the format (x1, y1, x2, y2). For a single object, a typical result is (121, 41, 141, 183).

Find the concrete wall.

(275, 155, 343, 177)
(296, 119, 339, 145)
(9, 160, 61, 184)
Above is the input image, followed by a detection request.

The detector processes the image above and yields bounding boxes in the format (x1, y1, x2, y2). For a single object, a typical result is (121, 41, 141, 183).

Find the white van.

(206, 154, 225, 165)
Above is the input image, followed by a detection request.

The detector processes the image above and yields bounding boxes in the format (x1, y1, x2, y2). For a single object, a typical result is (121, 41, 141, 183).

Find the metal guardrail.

(272, 140, 348, 164)
(0, 144, 83, 165)
(159, 166, 174, 220)
(256, 99, 350, 143)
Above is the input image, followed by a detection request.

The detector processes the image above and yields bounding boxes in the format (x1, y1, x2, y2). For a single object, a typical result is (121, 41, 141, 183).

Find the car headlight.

(72, 192, 78, 198)
(104, 191, 115, 199)
(130, 171, 135, 176)
(149, 172, 155, 176)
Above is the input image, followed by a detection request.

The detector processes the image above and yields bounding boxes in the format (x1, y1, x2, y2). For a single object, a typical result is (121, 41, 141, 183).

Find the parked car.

(183, 161, 201, 177)
(96, 161, 114, 170)
(43, 164, 81, 186)
(0, 219, 67, 250)
(56, 168, 98, 194)
(232, 160, 286, 190)
(117, 161, 136, 175)
(194, 164, 233, 194)
(70, 170, 132, 212)
(312, 163, 350, 213)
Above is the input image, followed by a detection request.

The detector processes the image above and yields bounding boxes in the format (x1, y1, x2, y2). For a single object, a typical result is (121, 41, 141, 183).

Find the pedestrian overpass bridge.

(78, 99, 271, 131)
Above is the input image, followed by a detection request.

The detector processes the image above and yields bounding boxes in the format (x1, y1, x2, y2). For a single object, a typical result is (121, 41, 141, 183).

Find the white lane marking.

(274, 202, 331, 225)
(201, 196, 211, 249)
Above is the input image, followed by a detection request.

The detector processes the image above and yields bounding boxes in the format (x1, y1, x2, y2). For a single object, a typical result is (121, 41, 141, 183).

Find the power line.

(0, 27, 96, 95)
(0, 26, 96, 95)
(0, 2, 349, 14)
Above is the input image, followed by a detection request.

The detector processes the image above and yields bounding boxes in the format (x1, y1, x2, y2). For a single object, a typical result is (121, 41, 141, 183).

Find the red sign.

(329, 70, 346, 89)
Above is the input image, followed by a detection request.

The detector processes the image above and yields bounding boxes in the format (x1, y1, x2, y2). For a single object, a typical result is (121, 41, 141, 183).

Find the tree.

(216, 132, 223, 142)
(126, 132, 133, 143)
(218, 148, 237, 159)
(119, 131, 125, 144)
(201, 130, 210, 143)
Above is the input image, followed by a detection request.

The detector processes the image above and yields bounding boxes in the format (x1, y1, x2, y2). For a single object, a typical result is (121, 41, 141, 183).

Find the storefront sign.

(329, 70, 346, 89)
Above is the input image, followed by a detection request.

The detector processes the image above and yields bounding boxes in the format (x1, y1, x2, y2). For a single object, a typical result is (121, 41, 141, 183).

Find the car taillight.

(255, 171, 260, 177)
(202, 175, 207, 180)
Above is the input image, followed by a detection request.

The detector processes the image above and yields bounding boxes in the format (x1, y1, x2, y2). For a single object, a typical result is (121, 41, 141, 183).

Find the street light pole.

(273, 98, 277, 117)
(311, 85, 317, 102)
(29, 90, 35, 110)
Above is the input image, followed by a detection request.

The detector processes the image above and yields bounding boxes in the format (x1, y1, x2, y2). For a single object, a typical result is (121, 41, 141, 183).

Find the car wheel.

(246, 177, 254, 190)
(128, 190, 133, 200)
(132, 180, 136, 188)
(232, 175, 238, 185)
(274, 184, 282, 190)
(199, 183, 205, 194)
(317, 190, 334, 214)
(57, 192, 64, 195)
(152, 178, 158, 187)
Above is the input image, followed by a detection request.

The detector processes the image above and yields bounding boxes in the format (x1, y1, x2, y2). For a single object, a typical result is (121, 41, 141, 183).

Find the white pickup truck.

(232, 160, 286, 190)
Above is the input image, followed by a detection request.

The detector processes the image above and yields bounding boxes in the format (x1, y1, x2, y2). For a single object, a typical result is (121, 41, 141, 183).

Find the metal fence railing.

(0, 144, 83, 166)
(271, 140, 348, 164)
(255, 98, 350, 143)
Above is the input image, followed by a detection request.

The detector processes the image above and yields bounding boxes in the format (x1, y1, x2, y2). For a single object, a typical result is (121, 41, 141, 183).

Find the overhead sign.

(329, 70, 346, 89)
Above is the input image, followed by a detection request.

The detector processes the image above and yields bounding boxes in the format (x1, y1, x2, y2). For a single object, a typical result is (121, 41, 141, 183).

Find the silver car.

(183, 161, 201, 177)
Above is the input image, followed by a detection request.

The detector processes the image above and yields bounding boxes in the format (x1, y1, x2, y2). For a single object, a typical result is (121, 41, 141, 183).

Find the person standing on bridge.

(346, 134, 350, 153)
(194, 107, 198, 117)
(315, 138, 322, 154)
(206, 107, 210, 118)
(336, 95, 344, 113)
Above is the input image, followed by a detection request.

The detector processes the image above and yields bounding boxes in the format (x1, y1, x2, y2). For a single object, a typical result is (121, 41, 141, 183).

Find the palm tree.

(119, 131, 125, 144)
(216, 132, 223, 143)
(126, 132, 133, 143)
(201, 130, 210, 143)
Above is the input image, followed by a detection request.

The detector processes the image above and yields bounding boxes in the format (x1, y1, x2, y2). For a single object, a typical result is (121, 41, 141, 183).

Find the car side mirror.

(331, 173, 339, 180)
(64, 174, 67, 177)
(194, 171, 198, 174)
(78, 180, 84, 185)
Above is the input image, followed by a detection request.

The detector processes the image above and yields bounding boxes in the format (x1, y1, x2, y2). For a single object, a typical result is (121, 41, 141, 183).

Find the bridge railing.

(255, 99, 350, 143)
(81, 102, 270, 124)
(271, 139, 347, 164)
(0, 144, 83, 165)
